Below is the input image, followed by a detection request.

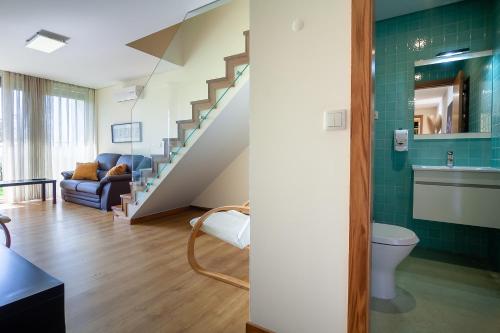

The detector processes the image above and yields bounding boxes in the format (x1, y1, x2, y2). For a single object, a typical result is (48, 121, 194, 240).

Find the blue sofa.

(60, 153, 151, 211)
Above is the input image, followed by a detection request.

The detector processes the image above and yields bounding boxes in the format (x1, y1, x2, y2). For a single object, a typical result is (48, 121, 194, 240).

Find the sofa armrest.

(61, 170, 74, 180)
(100, 174, 132, 185)
(100, 177, 132, 211)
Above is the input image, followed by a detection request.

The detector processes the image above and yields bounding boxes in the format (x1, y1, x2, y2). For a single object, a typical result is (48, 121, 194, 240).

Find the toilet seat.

(372, 223, 419, 246)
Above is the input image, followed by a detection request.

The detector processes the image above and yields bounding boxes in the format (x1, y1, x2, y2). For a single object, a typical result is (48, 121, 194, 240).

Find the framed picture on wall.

(111, 122, 142, 143)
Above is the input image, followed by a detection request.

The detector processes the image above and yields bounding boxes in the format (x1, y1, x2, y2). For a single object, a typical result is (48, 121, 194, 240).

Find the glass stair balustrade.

(129, 29, 250, 206)
(141, 63, 250, 198)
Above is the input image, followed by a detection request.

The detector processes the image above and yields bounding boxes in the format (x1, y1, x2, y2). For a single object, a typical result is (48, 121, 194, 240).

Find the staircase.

(112, 31, 250, 223)
(111, 194, 132, 222)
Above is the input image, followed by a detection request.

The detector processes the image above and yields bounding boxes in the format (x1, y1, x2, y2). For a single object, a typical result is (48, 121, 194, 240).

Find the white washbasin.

(412, 165, 500, 173)
(413, 164, 500, 229)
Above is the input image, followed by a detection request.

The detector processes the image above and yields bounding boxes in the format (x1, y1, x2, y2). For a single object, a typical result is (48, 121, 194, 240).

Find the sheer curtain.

(0, 71, 96, 202)
(1, 72, 53, 201)
(50, 82, 96, 184)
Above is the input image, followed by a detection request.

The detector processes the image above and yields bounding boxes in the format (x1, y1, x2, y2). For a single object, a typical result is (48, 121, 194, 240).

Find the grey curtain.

(1, 71, 96, 202)
(1, 71, 53, 201)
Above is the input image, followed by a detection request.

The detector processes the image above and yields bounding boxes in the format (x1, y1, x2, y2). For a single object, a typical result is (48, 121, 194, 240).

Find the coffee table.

(0, 178, 57, 203)
(0, 246, 65, 331)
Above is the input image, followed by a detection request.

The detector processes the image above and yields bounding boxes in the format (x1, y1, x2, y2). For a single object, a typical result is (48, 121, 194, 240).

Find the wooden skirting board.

(114, 202, 208, 225)
(246, 322, 275, 333)
(130, 206, 193, 224)
(189, 205, 213, 211)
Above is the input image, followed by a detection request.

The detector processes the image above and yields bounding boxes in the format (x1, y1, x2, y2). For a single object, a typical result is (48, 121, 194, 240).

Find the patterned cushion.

(106, 163, 127, 177)
(72, 162, 98, 181)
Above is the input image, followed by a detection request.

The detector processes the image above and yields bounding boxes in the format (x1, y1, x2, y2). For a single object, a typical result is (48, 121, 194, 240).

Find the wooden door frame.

(415, 77, 455, 89)
(414, 115, 424, 135)
(348, 0, 373, 332)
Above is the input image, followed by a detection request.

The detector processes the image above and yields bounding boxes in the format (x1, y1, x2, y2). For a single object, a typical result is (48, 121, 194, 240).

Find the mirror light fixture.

(26, 30, 69, 53)
(436, 48, 469, 58)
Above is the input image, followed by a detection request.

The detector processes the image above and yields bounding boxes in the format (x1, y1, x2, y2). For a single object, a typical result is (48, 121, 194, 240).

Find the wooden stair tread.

(224, 52, 247, 61)
(151, 153, 170, 158)
(161, 139, 184, 150)
(112, 205, 125, 215)
(176, 119, 194, 124)
(112, 205, 131, 222)
(206, 77, 230, 84)
(178, 121, 198, 130)
(162, 138, 182, 144)
(190, 98, 211, 106)
(207, 80, 233, 93)
(114, 214, 131, 222)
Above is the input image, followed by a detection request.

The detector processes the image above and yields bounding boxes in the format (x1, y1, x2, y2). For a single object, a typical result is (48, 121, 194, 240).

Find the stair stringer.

(128, 79, 249, 219)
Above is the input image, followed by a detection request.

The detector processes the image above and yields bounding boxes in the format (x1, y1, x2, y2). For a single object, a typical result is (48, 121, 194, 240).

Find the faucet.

(447, 151, 454, 167)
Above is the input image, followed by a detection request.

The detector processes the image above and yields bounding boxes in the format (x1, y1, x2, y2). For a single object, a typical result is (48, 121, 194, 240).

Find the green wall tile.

(374, 0, 499, 270)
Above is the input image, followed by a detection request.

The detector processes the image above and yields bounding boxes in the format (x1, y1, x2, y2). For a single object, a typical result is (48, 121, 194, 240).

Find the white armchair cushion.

(190, 210, 250, 249)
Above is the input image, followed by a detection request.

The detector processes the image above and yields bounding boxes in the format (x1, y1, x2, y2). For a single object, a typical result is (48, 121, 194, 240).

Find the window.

(0, 72, 95, 202)
(49, 84, 96, 181)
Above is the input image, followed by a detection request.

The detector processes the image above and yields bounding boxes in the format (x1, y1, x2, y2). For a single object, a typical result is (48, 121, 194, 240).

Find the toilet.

(371, 222, 419, 299)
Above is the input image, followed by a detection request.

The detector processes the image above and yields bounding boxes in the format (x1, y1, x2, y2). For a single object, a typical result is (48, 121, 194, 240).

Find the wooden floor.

(2, 200, 249, 333)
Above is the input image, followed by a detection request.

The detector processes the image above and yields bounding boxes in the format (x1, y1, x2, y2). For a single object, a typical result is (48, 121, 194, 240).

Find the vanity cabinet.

(413, 165, 500, 229)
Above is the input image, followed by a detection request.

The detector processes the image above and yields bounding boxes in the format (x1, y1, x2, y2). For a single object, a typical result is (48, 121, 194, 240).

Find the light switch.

(324, 109, 346, 130)
(324, 111, 335, 129)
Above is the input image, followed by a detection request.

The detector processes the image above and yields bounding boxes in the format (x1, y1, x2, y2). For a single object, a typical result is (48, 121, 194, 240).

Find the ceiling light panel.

(26, 30, 68, 53)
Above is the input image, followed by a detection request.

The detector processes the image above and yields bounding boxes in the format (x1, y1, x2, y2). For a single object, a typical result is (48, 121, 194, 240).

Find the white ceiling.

(0, 0, 212, 89)
(415, 86, 450, 108)
(0, 0, 465, 88)
(376, 0, 463, 21)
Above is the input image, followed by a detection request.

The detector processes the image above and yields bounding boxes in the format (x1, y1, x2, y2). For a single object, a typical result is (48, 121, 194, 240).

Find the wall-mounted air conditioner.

(113, 85, 143, 103)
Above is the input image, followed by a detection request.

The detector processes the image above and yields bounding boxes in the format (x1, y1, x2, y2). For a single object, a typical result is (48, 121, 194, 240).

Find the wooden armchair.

(187, 202, 250, 290)
(0, 214, 11, 248)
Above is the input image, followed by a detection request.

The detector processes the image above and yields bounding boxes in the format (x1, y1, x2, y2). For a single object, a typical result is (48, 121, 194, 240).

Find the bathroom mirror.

(413, 50, 493, 138)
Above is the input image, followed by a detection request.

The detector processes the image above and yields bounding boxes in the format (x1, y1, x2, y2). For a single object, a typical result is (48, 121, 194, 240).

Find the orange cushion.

(106, 163, 127, 177)
(72, 162, 98, 181)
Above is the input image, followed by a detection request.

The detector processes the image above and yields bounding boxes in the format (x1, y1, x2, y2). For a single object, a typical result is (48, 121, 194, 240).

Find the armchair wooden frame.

(187, 201, 250, 290)
(0, 217, 11, 248)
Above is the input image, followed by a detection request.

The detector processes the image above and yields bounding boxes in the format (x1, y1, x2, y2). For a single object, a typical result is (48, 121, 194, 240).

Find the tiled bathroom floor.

(371, 252, 500, 333)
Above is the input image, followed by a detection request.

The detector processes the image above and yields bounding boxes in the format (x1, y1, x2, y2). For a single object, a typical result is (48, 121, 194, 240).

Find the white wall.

(96, 76, 147, 155)
(444, 86, 454, 133)
(192, 146, 248, 208)
(96, 0, 249, 155)
(415, 106, 439, 134)
(249, 1, 351, 332)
